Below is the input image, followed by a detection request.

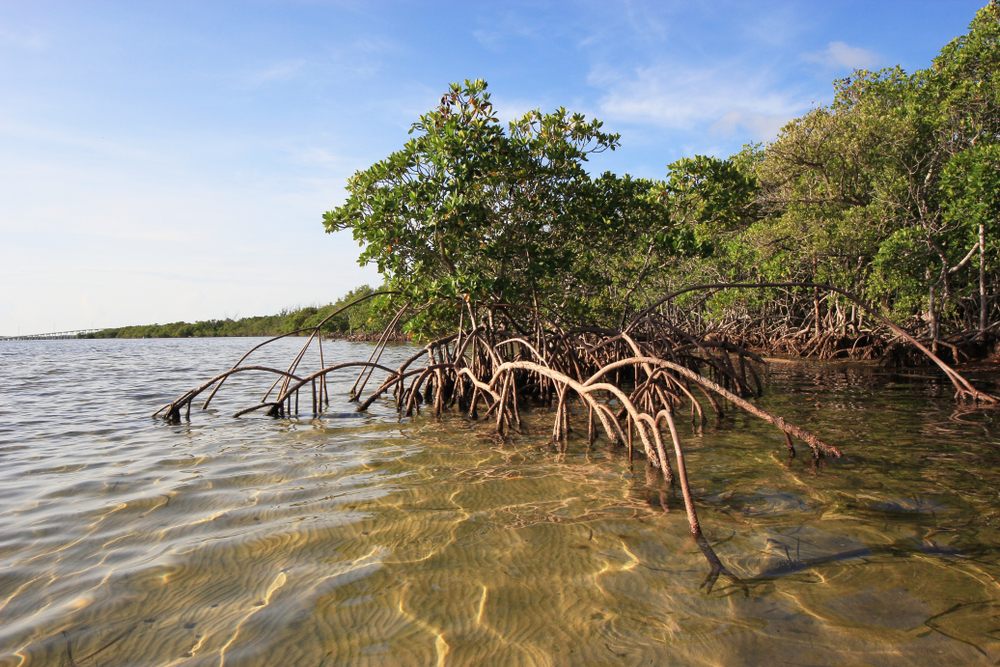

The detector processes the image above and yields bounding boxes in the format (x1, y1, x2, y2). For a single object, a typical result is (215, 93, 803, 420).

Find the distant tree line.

(79, 285, 401, 339)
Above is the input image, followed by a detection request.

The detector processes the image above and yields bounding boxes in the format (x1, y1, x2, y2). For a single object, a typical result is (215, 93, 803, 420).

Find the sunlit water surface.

(1, 338, 999, 666)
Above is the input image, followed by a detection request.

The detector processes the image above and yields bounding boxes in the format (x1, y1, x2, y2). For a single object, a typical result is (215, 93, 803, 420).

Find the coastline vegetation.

(79, 285, 399, 340)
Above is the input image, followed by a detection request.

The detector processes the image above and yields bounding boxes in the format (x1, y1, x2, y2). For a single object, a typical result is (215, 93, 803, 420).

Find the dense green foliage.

(328, 5, 1000, 351)
(81, 286, 393, 339)
(324, 79, 639, 336)
(722, 2, 1000, 339)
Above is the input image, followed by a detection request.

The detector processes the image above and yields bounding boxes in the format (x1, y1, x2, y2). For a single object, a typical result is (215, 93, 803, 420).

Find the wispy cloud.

(471, 9, 550, 53)
(0, 28, 46, 50)
(742, 5, 805, 48)
(237, 37, 398, 89)
(589, 61, 804, 139)
(0, 120, 156, 161)
(490, 96, 544, 124)
(472, 29, 503, 52)
(332, 35, 399, 73)
(803, 41, 881, 70)
(249, 59, 308, 85)
(710, 110, 791, 141)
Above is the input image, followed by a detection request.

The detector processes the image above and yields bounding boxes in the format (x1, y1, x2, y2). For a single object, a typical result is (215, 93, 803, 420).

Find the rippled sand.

(2, 339, 999, 665)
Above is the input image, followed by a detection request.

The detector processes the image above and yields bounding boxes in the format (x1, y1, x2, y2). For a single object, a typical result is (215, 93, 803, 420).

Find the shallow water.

(1, 338, 999, 666)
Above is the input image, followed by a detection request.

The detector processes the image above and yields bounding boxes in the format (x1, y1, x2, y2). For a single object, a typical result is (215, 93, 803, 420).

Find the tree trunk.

(980, 224, 987, 340)
(813, 260, 822, 339)
(929, 284, 939, 353)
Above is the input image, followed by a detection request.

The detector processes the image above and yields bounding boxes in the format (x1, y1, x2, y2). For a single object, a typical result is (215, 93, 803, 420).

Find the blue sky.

(0, 0, 987, 335)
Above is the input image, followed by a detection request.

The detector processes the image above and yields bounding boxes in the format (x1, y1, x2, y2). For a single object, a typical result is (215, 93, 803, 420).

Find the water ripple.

(1, 340, 1000, 665)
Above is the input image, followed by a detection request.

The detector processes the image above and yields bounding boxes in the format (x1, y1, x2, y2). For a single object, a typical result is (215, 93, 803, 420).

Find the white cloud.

(589, 61, 805, 139)
(803, 41, 881, 70)
(710, 109, 792, 140)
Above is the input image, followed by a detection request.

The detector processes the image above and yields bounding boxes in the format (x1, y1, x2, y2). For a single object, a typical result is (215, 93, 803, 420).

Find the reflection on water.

(1, 339, 999, 665)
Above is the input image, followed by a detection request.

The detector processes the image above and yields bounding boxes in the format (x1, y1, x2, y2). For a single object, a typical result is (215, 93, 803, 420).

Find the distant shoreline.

(76, 330, 410, 342)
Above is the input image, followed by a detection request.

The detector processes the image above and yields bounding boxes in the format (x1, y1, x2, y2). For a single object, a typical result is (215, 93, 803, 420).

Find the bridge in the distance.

(0, 329, 104, 341)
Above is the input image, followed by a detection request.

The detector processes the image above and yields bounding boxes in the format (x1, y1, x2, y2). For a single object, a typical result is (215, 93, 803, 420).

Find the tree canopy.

(324, 79, 635, 335)
(327, 4, 1000, 354)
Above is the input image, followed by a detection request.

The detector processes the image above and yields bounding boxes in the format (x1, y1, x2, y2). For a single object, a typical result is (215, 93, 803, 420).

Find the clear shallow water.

(1, 338, 999, 666)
